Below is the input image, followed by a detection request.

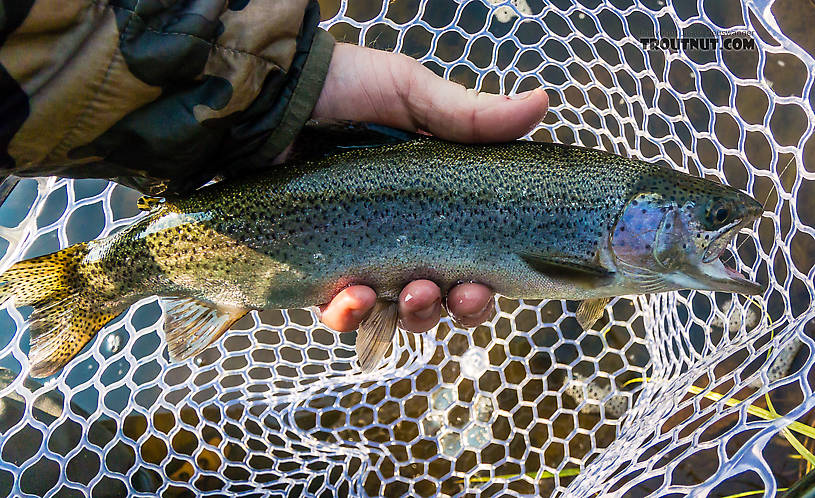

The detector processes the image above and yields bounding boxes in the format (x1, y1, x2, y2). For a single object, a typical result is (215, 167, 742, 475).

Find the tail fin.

(0, 243, 118, 378)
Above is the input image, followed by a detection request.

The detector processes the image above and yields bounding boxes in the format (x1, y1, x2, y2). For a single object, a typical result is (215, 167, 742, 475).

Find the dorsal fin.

(136, 195, 164, 211)
(161, 297, 249, 361)
(287, 120, 423, 163)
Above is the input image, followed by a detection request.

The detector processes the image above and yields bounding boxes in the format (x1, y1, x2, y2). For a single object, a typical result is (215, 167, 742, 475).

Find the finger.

(318, 285, 377, 332)
(312, 43, 549, 143)
(446, 283, 495, 327)
(398, 280, 442, 333)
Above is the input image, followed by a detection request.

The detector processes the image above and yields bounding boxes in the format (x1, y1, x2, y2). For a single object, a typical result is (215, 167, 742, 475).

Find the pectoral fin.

(519, 252, 613, 288)
(356, 300, 399, 372)
(161, 297, 249, 361)
(576, 297, 611, 330)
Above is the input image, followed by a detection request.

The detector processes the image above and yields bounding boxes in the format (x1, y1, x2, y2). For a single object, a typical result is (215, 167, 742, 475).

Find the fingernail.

(509, 89, 537, 100)
(412, 299, 441, 320)
(461, 299, 495, 322)
(413, 306, 437, 321)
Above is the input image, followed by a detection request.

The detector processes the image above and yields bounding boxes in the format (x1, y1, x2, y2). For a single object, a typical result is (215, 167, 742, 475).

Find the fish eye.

(706, 200, 732, 228)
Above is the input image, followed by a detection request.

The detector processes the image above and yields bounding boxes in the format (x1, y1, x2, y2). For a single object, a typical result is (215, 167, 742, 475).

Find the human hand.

(311, 43, 549, 333)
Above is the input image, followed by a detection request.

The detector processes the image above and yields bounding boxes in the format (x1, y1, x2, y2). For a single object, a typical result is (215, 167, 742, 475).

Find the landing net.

(0, 0, 813, 496)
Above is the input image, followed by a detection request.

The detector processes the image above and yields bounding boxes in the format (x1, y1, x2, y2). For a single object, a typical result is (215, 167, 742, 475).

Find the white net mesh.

(1, 0, 814, 496)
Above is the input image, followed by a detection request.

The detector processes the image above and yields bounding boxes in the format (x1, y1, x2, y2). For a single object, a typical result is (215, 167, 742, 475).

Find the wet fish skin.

(0, 138, 764, 377)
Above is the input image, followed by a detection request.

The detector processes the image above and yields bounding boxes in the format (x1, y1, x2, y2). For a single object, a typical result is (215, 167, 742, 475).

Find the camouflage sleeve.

(0, 0, 335, 194)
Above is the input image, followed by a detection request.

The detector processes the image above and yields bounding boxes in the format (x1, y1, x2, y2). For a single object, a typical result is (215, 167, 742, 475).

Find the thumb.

(312, 43, 549, 143)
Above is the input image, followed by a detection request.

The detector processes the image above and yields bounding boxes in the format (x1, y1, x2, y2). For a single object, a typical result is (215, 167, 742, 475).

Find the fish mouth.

(689, 257, 765, 295)
(693, 215, 766, 295)
(702, 217, 746, 263)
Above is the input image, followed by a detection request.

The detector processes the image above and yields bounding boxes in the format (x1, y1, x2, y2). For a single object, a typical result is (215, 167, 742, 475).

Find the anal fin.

(161, 297, 249, 361)
(356, 300, 399, 372)
(576, 298, 611, 330)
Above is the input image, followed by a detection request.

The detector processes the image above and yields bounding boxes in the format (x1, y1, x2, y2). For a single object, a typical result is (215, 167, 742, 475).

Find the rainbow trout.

(0, 139, 764, 377)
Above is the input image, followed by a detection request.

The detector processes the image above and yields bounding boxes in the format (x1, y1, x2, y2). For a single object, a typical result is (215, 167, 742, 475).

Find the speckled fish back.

(140, 139, 741, 307)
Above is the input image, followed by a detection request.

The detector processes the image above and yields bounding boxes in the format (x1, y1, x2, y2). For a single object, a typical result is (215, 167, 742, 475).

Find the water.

(0, 0, 813, 496)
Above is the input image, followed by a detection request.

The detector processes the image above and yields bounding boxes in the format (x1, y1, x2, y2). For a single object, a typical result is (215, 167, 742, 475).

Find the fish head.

(610, 180, 765, 295)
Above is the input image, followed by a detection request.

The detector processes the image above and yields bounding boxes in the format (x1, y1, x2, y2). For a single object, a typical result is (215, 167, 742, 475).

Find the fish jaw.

(701, 195, 764, 264)
(668, 257, 765, 295)
(667, 212, 766, 295)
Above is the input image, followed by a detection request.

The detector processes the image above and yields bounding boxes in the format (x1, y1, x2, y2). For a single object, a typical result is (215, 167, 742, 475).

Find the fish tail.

(0, 243, 118, 378)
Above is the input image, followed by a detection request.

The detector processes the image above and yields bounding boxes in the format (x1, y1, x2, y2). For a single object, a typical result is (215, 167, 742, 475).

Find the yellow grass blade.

(463, 468, 581, 483)
(622, 378, 815, 441)
(719, 489, 787, 498)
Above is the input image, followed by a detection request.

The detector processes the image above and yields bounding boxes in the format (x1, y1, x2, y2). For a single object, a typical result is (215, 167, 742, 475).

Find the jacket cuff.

(252, 29, 335, 166)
